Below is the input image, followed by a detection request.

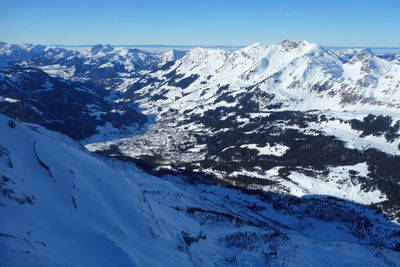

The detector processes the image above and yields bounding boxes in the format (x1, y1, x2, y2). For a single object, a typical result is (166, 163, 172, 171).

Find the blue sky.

(1, 0, 399, 47)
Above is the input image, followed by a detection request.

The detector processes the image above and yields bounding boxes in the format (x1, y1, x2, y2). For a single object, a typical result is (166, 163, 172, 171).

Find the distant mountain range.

(1, 40, 400, 266)
(53, 43, 400, 49)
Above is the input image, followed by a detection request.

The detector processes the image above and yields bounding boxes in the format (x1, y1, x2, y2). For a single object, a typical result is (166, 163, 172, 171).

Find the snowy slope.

(85, 41, 400, 225)
(1, 114, 400, 266)
(0, 66, 147, 140)
(127, 40, 400, 114)
(0, 114, 193, 266)
(2, 40, 400, 265)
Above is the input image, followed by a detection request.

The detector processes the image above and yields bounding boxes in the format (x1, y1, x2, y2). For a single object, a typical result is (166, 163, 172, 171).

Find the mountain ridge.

(2, 39, 400, 266)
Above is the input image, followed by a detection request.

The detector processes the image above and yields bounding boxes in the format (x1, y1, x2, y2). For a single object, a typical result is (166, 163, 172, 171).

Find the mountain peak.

(240, 42, 268, 56)
(103, 44, 114, 52)
(89, 44, 114, 54)
(348, 48, 375, 63)
(358, 48, 375, 57)
(90, 44, 104, 54)
(280, 39, 300, 49)
(279, 40, 320, 52)
(162, 49, 186, 62)
(248, 42, 264, 48)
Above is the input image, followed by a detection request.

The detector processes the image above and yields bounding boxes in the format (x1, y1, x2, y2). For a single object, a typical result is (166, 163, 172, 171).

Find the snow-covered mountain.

(0, 65, 147, 140)
(0, 42, 50, 65)
(2, 40, 400, 265)
(1, 114, 400, 266)
(0, 42, 185, 90)
(157, 49, 187, 66)
(126, 40, 400, 114)
(90, 40, 400, 224)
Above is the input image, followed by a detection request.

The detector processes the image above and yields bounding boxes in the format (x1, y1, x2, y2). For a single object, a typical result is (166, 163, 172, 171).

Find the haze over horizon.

(1, 0, 399, 47)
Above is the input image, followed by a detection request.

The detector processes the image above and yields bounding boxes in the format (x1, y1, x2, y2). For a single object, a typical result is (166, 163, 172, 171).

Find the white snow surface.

(307, 110, 400, 155)
(133, 40, 400, 115)
(240, 143, 289, 156)
(2, 40, 400, 265)
(282, 163, 386, 205)
(0, 114, 191, 266)
(2, 115, 400, 266)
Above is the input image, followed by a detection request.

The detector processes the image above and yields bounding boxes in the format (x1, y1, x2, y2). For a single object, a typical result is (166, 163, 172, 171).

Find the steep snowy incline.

(2, 114, 400, 266)
(0, 114, 191, 266)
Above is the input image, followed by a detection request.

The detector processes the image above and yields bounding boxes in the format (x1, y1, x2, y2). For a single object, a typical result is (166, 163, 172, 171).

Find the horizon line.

(53, 44, 245, 48)
(53, 44, 400, 49)
(2, 41, 400, 50)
